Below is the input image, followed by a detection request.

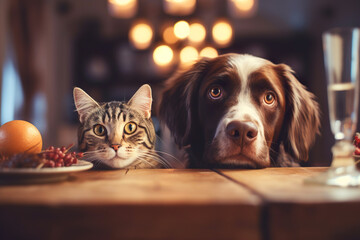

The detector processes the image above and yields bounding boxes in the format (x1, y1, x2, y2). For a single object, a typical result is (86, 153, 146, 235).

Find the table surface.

(1, 167, 360, 240)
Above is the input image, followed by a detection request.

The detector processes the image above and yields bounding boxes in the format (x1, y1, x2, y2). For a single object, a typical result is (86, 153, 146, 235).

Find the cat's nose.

(111, 144, 120, 151)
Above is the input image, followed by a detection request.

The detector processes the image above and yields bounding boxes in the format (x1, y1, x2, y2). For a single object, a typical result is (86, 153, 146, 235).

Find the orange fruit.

(0, 120, 43, 156)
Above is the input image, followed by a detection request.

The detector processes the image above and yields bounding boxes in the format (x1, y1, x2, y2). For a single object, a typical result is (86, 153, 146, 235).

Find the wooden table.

(1, 167, 360, 240)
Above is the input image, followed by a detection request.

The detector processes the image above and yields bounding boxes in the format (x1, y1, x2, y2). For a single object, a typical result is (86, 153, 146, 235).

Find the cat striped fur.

(73, 84, 167, 169)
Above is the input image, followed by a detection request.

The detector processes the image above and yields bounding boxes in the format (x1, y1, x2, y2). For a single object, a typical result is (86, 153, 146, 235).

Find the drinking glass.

(323, 27, 360, 167)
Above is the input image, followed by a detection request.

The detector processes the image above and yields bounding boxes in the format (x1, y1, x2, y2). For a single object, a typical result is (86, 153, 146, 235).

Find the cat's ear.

(128, 84, 153, 119)
(73, 87, 100, 123)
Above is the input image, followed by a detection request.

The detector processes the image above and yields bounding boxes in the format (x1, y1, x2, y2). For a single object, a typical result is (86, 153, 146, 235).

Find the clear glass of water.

(323, 27, 360, 166)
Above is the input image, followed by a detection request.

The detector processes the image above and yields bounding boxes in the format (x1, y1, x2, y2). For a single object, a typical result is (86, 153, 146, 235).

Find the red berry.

(55, 163, 62, 167)
(41, 143, 79, 167)
(354, 133, 360, 148)
(355, 147, 360, 155)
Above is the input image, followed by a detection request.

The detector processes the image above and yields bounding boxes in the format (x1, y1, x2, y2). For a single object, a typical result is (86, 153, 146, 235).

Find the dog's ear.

(276, 64, 321, 161)
(158, 58, 210, 147)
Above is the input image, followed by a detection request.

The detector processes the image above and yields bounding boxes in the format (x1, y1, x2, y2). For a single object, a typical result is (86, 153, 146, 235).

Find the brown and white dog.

(158, 54, 320, 168)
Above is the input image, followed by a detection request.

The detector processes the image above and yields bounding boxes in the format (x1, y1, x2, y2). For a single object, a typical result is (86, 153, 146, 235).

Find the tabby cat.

(73, 84, 164, 169)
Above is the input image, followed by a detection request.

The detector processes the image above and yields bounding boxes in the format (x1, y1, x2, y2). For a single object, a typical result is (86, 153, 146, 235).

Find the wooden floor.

(1, 167, 360, 240)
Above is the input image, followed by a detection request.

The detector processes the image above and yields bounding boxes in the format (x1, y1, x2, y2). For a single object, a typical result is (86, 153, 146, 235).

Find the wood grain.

(220, 167, 360, 240)
(0, 169, 260, 204)
(219, 167, 360, 203)
(0, 169, 262, 240)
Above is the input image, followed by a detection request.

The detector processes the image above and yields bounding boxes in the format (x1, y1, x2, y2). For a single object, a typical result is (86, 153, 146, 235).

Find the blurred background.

(0, 0, 360, 166)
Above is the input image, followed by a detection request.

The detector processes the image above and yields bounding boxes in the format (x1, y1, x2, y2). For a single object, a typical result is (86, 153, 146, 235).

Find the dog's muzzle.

(225, 120, 258, 147)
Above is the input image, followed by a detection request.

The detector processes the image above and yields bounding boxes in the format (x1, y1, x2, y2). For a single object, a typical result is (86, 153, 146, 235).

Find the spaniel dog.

(158, 54, 320, 168)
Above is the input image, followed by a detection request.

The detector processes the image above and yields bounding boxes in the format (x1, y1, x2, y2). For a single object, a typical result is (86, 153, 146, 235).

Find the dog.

(158, 54, 320, 168)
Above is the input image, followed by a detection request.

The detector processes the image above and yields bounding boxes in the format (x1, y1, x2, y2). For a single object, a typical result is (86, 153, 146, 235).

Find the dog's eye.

(209, 86, 222, 100)
(93, 124, 107, 136)
(264, 93, 275, 105)
(124, 122, 137, 134)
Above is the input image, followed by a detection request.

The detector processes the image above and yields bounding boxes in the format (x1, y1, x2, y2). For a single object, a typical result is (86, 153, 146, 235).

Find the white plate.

(0, 160, 93, 184)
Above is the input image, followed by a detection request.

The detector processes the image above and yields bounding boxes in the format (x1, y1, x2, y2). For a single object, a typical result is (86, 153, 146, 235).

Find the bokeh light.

(228, 0, 257, 17)
(174, 20, 190, 40)
(153, 45, 174, 66)
(189, 23, 206, 44)
(231, 0, 254, 12)
(129, 22, 153, 50)
(163, 0, 196, 16)
(108, 0, 138, 18)
(199, 47, 218, 58)
(212, 20, 233, 47)
(180, 46, 199, 64)
(163, 26, 178, 44)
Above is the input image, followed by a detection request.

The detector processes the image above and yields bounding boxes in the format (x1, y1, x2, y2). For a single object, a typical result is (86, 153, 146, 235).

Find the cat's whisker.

(136, 149, 183, 168)
(136, 150, 172, 168)
(82, 153, 106, 163)
(136, 157, 156, 168)
(155, 134, 167, 145)
(154, 134, 185, 167)
(135, 150, 169, 166)
(83, 152, 103, 156)
(140, 156, 170, 169)
(152, 150, 185, 168)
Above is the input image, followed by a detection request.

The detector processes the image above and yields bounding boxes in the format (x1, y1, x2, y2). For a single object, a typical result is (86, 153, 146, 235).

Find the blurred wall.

(0, 0, 8, 122)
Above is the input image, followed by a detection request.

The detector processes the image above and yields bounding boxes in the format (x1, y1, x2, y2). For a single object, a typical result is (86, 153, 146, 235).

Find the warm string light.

(199, 47, 218, 58)
(110, 0, 258, 68)
(174, 20, 190, 40)
(232, 0, 254, 11)
(163, 0, 196, 16)
(228, 0, 257, 17)
(163, 26, 178, 44)
(108, 0, 138, 18)
(157, 21, 219, 66)
(117, 1, 239, 67)
(180, 46, 199, 65)
(212, 20, 233, 47)
(153, 45, 174, 66)
(188, 23, 206, 45)
(129, 21, 153, 50)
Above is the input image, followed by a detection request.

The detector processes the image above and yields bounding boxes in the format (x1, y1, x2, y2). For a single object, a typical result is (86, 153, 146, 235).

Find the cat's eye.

(208, 86, 223, 100)
(124, 122, 137, 134)
(264, 92, 276, 105)
(93, 124, 107, 136)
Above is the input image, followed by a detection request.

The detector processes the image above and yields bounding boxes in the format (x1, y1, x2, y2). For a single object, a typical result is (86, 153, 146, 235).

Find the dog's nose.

(225, 121, 258, 144)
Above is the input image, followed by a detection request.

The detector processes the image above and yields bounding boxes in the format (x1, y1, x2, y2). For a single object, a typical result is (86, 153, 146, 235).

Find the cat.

(73, 84, 167, 169)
